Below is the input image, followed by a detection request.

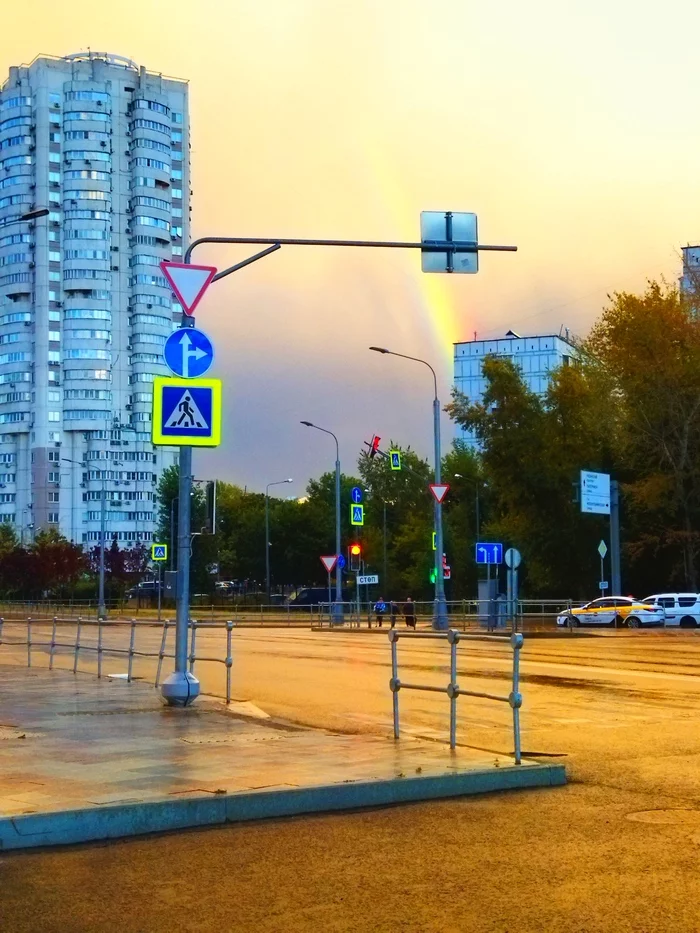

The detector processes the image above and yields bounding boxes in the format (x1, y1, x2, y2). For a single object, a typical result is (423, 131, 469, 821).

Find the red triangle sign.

(320, 555, 338, 573)
(429, 483, 450, 504)
(160, 261, 217, 316)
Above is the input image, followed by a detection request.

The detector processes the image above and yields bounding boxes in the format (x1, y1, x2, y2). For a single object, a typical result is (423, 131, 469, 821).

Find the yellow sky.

(2, 0, 697, 488)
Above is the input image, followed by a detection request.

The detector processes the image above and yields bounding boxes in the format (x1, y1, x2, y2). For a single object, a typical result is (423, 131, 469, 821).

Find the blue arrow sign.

(337, 554, 346, 569)
(351, 486, 363, 504)
(475, 542, 503, 565)
(163, 328, 214, 379)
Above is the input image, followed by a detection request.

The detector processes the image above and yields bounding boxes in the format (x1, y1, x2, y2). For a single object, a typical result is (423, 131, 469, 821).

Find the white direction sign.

(598, 540, 608, 559)
(320, 555, 338, 573)
(358, 574, 379, 585)
(160, 261, 216, 316)
(581, 470, 610, 515)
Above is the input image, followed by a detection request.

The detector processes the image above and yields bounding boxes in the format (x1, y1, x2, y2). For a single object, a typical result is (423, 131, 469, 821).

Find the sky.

(2, 0, 698, 497)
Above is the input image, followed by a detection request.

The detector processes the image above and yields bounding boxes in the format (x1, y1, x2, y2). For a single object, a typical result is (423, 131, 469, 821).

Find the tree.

(583, 281, 700, 590)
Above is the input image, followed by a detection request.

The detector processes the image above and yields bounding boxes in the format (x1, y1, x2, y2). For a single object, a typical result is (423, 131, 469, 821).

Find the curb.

(0, 763, 566, 850)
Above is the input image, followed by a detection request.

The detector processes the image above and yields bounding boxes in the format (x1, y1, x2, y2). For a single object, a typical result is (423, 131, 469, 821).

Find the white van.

(643, 593, 700, 628)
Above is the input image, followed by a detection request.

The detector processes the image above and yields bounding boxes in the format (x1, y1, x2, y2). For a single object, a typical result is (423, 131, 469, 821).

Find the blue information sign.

(351, 486, 363, 504)
(475, 542, 503, 565)
(163, 328, 214, 379)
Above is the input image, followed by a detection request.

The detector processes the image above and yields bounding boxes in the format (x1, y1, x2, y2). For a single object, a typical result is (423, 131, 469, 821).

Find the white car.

(643, 593, 700, 628)
(556, 596, 665, 628)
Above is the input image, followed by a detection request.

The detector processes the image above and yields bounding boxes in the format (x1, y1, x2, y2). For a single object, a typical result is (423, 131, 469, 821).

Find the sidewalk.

(0, 665, 565, 850)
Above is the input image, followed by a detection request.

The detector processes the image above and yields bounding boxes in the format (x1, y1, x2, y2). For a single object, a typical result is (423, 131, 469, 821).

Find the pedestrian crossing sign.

(152, 377, 222, 447)
(152, 543, 168, 561)
(350, 503, 364, 526)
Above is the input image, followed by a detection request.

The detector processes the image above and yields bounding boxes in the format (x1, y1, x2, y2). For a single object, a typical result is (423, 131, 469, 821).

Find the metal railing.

(0, 615, 235, 704)
(388, 627, 523, 762)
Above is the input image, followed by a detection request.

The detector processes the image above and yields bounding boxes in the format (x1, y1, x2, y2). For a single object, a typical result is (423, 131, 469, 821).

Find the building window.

(48, 331, 61, 342)
(64, 111, 109, 122)
(132, 216, 170, 231)
(64, 150, 110, 162)
(131, 196, 169, 212)
(64, 249, 108, 261)
(0, 96, 31, 111)
(48, 351, 61, 363)
(64, 170, 110, 181)
(129, 273, 168, 288)
(131, 138, 170, 155)
(66, 329, 110, 340)
(130, 118, 169, 135)
(0, 135, 32, 150)
(64, 349, 111, 360)
(64, 130, 110, 142)
(65, 308, 111, 321)
(131, 157, 169, 173)
(63, 269, 109, 281)
(48, 492, 59, 503)
(0, 116, 32, 132)
(133, 99, 170, 116)
(64, 189, 109, 201)
(48, 512, 59, 524)
(65, 90, 110, 103)
(48, 390, 60, 402)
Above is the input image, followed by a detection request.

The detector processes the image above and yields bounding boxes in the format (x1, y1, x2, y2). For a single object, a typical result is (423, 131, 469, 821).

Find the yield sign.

(320, 555, 338, 573)
(160, 261, 217, 316)
(429, 483, 450, 504)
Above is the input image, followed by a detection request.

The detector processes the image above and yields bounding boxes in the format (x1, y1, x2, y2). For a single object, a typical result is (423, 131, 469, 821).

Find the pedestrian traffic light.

(349, 543, 362, 571)
(430, 568, 437, 583)
(369, 435, 381, 459)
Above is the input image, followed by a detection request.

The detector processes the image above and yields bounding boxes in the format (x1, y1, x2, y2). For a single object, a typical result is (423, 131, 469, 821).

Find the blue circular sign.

(337, 554, 346, 569)
(351, 486, 363, 504)
(163, 328, 214, 379)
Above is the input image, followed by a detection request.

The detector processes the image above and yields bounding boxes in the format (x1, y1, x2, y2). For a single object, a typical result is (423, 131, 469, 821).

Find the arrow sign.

(320, 555, 338, 573)
(160, 261, 217, 316)
(429, 483, 450, 504)
(351, 486, 363, 504)
(163, 328, 214, 379)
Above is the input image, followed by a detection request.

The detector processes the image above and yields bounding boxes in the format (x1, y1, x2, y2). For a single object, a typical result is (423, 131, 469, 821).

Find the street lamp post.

(369, 347, 448, 630)
(0, 208, 49, 232)
(63, 456, 108, 618)
(301, 422, 343, 622)
(265, 478, 293, 601)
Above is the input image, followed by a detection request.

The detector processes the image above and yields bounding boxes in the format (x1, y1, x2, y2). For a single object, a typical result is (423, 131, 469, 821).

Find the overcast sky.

(2, 0, 695, 497)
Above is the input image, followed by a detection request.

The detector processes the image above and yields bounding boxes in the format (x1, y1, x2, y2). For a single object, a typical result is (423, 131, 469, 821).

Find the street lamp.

(265, 478, 293, 600)
(0, 208, 50, 232)
(369, 346, 448, 630)
(301, 421, 343, 622)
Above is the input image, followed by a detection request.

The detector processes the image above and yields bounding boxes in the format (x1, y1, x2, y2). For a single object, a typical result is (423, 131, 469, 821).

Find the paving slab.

(0, 664, 565, 849)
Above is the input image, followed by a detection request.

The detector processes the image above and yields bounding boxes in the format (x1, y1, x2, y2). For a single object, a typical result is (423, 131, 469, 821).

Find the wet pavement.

(0, 664, 562, 848)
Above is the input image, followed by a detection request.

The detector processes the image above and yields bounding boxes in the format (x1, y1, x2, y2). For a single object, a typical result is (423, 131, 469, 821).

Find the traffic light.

(369, 435, 381, 459)
(204, 480, 217, 534)
(349, 543, 362, 572)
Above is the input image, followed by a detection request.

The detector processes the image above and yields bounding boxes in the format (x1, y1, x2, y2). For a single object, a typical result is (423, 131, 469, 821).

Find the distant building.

(453, 330, 576, 446)
(0, 52, 190, 545)
(680, 245, 700, 295)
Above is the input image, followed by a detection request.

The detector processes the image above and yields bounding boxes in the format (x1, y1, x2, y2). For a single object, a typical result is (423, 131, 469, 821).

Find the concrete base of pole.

(160, 671, 200, 707)
(432, 598, 449, 631)
(331, 602, 345, 625)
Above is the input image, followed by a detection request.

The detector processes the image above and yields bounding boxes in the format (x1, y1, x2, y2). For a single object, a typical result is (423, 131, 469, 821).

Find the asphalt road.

(5, 628, 700, 932)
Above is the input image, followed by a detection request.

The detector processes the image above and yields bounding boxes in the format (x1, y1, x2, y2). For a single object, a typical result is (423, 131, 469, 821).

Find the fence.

(0, 615, 235, 704)
(388, 627, 523, 762)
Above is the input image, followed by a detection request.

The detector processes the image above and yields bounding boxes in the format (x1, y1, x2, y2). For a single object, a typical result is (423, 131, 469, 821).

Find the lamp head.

(21, 208, 50, 221)
(300, 420, 313, 427)
(369, 346, 389, 354)
(286, 478, 293, 483)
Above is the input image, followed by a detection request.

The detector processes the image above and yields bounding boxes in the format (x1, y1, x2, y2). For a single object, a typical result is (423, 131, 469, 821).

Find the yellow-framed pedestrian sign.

(152, 376, 222, 447)
(390, 450, 401, 470)
(350, 503, 364, 526)
(152, 543, 168, 561)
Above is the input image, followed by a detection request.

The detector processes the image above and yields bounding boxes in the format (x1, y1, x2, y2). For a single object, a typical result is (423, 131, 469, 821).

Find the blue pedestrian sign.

(163, 328, 214, 379)
(151, 543, 167, 561)
(152, 377, 222, 447)
(351, 486, 363, 504)
(350, 504, 364, 526)
(475, 542, 503, 565)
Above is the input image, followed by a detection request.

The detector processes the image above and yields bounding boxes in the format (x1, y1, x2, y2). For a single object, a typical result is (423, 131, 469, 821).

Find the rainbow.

(361, 144, 467, 365)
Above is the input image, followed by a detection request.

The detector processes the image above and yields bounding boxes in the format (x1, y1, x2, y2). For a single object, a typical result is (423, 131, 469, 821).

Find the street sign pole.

(610, 480, 621, 595)
(158, 562, 162, 624)
(334, 455, 342, 623)
(433, 397, 448, 631)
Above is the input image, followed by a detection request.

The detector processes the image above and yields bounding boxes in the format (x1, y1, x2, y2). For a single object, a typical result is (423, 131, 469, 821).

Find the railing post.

(155, 618, 169, 688)
(225, 620, 234, 705)
(389, 629, 400, 739)
(49, 616, 57, 670)
(189, 618, 197, 675)
(97, 616, 103, 679)
(510, 632, 524, 765)
(27, 617, 31, 667)
(73, 617, 82, 674)
(448, 629, 459, 750)
(127, 618, 136, 683)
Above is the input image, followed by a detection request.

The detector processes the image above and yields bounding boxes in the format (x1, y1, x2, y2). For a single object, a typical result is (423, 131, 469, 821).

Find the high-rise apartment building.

(0, 52, 189, 545)
(680, 245, 700, 295)
(453, 331, 576, 446)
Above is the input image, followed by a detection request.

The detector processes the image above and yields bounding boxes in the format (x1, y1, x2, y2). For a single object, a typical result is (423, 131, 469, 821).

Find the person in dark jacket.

(403, 597, 417, 629)
(390, 601, 399, 628)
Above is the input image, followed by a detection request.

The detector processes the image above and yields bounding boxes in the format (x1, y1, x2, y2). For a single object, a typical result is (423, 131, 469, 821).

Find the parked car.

(126, 580, 162, 600)
(642, 593, 700, 628)
(556, 596, 665, 628)
(286, 587, 353, 608)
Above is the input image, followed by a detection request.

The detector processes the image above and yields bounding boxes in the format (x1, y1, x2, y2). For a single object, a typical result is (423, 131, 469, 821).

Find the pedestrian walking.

(403, 597, 417, 629)
(374, 597, 387, 628)
(390, 600, 399, 628)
